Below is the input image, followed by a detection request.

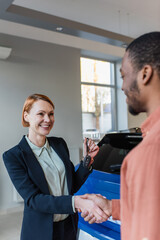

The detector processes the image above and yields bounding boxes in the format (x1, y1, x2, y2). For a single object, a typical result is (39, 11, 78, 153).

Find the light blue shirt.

(25, 136, 75, 222)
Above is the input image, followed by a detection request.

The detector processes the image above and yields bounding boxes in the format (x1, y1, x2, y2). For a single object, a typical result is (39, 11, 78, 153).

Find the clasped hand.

(74, 194, 112, 224)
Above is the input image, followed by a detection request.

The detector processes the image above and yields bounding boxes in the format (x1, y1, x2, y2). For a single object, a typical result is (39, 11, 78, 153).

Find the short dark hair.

(126, 32, 160, 77)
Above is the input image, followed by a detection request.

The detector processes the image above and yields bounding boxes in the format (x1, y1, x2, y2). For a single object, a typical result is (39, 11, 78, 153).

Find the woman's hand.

(83, 138, 99, 163)
(74, 195, 108, 224)
(81, 194, 112, 220)
(78, 194, 112, 224)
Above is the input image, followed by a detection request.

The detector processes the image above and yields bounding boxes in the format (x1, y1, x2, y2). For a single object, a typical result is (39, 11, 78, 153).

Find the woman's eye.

(50, 113, 54, 116)
(38, 112, 44, 116)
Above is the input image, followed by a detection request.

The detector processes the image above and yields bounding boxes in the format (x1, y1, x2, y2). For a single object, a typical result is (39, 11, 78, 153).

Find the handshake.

(74, 194, 112, 224)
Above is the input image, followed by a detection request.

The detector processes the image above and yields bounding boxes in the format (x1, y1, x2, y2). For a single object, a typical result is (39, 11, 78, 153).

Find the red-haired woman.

(3, 93, 107, 240)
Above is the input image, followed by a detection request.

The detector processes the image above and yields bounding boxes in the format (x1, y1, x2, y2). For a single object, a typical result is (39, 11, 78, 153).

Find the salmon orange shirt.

(112, 106, 160, 240)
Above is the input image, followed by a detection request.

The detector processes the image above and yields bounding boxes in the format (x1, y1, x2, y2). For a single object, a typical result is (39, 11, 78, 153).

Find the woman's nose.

(44, 114, 50, 122)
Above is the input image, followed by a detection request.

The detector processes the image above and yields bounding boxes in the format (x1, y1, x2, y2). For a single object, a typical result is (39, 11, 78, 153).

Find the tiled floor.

(0, 211, 22, 240)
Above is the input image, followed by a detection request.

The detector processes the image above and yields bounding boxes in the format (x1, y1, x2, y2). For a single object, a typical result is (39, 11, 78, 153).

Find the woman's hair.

(22, 93, 55, 127)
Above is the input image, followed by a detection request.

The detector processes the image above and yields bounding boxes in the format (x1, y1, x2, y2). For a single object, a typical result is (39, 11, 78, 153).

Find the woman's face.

(24, 100, 55, 138)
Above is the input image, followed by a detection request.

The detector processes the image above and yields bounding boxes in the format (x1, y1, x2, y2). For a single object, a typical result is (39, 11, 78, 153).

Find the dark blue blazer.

(3, 136, 91, 240)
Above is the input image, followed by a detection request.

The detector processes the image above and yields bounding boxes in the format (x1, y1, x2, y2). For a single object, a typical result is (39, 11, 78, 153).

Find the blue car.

(76, 130, 142, 240)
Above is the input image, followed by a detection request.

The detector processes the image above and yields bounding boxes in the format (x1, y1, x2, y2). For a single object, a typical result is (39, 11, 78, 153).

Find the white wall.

(0, 35, 82, 211)
(116, 61, 128, 131)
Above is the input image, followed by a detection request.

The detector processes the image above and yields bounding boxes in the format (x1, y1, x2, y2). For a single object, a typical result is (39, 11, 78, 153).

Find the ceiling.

(0, 0, 159, 61)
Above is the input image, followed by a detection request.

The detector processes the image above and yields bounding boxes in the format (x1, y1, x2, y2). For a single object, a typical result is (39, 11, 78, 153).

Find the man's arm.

(112, 199, 120, 220)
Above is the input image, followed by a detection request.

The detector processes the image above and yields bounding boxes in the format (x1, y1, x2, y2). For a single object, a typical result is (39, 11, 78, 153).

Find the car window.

(93, 132, 142, 175)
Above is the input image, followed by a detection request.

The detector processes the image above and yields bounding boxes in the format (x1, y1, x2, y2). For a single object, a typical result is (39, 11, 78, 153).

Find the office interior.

(0, 0, 159, 239)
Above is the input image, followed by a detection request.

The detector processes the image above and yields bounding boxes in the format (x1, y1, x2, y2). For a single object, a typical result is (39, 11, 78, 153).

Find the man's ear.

(141, 65, 153, 85)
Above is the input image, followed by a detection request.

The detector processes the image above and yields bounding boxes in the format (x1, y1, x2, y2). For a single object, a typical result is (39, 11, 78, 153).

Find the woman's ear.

(142, 65, 153, 85)
(24, 111, 29, 123)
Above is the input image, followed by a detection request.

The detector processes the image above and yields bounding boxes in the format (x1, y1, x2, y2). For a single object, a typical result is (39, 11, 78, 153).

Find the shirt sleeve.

(112, 199, 120, 220)
(125, 143, 160, 240)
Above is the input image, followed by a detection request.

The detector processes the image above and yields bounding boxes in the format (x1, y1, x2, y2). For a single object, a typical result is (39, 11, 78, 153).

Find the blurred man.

(82, 32, 160, 240)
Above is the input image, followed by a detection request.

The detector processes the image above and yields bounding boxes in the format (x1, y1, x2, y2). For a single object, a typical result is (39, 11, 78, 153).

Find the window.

(80, 57, 117, 140)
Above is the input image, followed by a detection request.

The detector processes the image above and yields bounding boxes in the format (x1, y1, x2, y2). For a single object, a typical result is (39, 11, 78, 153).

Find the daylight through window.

(80, 57, 116, 141)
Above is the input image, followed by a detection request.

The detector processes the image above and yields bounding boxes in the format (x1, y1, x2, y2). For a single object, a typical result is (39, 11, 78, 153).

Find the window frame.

(80, 56, 118, 133)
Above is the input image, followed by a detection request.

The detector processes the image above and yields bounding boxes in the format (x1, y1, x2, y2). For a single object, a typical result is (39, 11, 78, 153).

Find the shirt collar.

(25, 136, 50, 157)
(141, 106, 160, 138)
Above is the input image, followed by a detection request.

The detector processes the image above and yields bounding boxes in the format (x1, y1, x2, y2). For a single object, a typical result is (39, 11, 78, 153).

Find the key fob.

(83, 138, 91, 168)
(83, 155, 91, 168)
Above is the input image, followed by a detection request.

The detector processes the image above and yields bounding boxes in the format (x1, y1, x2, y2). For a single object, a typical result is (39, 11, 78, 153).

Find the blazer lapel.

(19, 136, 50, 194)
(48, 138, 73, 193)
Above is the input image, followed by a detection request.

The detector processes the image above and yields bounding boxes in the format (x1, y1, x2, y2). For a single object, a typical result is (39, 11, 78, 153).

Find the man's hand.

(80, 194, 112, 224)
(74, 195, 109, 224)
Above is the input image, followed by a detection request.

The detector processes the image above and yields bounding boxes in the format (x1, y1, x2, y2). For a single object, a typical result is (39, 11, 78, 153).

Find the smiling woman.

(2, 93, 103, 240)
(22, 94, 55, 146)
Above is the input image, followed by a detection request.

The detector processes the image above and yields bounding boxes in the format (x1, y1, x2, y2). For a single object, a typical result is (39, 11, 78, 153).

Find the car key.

(83, 138, 91, 168)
